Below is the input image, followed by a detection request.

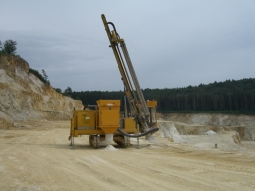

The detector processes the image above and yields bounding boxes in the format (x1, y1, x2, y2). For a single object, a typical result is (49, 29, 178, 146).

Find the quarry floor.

(0, 120, 255, 191)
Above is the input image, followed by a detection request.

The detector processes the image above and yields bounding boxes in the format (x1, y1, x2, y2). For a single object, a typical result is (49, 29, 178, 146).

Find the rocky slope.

(0, 55, 83, 128)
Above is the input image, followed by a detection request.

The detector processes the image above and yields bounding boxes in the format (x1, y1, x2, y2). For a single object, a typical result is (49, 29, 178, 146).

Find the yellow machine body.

(146, 100, 158, 128)
(68, 99, 157, 148)
(97, 100, 121, 134)
(69, 100, 139, 138)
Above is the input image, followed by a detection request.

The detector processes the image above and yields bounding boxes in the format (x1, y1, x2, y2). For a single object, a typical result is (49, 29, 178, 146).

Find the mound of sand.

(103, 145, 118, 151)
(158, 121, 183, 143)
(205, 130, 217, 135)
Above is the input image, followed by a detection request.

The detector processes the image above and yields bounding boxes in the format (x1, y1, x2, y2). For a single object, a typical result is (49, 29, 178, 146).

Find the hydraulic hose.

(117, 127, 159, 138)
(107, 22, 119, 38)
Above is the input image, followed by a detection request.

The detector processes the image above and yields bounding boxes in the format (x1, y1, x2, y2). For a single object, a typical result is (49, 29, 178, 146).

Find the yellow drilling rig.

(68, 14, 159, 148)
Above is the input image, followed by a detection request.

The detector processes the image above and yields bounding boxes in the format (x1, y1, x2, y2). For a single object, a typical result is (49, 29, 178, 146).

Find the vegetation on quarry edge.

(1, 39, 51, 86)
(1, 39, 254, 114)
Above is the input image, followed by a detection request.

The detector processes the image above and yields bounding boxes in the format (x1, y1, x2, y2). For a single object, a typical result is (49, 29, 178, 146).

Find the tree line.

(63, 78, 255, 114)
(142, 79, 255, 113)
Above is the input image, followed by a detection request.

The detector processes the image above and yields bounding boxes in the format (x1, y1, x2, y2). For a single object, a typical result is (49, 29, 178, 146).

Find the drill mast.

(101, 14, 152, 133)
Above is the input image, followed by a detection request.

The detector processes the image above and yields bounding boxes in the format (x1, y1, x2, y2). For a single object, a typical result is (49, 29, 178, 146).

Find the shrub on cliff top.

(0, 39, 17, 55)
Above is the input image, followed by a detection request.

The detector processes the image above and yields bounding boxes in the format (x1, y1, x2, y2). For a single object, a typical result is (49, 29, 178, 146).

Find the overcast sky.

(0, 0, 254, 92)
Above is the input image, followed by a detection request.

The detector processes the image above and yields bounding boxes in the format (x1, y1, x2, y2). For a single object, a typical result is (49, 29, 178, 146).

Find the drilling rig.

(68, 14, 159, 148)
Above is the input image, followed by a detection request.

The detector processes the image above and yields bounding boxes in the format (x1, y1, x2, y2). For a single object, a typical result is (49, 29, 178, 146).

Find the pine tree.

(42, 69, 50, 86)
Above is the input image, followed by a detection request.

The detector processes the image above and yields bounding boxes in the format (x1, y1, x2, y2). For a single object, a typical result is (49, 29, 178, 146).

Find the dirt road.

(0, 121, 255, 191)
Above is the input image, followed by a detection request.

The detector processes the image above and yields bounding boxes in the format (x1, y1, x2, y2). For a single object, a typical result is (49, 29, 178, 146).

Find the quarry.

(0, 53, 255, 190)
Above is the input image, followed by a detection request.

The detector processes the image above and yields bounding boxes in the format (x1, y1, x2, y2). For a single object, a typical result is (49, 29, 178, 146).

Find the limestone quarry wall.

(0, 55, 83, 128)
(159, 113, 255, 141)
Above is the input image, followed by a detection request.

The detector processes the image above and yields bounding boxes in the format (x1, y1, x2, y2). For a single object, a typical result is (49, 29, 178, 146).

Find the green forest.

(65, 78, 255, 114)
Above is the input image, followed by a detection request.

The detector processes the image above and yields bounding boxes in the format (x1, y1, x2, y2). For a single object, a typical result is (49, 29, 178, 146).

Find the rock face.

(0, 55, 83, 128)
(159, 113, 255, 141)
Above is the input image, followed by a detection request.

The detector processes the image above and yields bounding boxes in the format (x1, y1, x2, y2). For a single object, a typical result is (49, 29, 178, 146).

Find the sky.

(0, 0, 254, 92)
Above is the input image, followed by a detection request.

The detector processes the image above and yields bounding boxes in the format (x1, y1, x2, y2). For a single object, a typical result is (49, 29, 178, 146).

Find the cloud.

(0, 0, 254, 91)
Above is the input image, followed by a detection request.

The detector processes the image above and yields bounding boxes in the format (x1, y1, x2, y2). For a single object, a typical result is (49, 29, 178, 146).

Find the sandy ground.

(0, 121, 255, 191)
